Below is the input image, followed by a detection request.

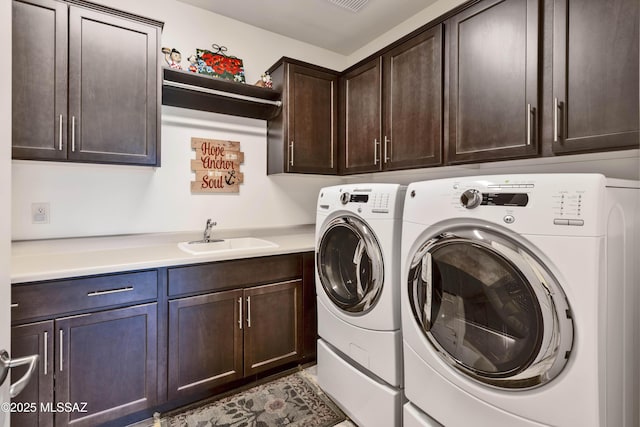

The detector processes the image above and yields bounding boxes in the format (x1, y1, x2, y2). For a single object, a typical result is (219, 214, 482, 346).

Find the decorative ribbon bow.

(211, 44, 228, 56)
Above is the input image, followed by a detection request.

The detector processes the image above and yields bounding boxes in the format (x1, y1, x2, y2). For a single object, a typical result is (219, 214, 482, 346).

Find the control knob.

(340, 192, 350, 205)
(460, 189, 482, 209)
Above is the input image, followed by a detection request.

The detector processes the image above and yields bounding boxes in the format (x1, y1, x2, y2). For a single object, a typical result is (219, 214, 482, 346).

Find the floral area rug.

(163, 371, 347, 427)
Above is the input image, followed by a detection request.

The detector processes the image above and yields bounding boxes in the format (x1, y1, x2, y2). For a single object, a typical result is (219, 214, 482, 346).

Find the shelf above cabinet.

(162, 68, 282, 120)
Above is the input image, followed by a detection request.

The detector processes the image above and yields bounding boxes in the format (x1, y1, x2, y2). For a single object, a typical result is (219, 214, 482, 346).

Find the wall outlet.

(31, 202, 50, 224)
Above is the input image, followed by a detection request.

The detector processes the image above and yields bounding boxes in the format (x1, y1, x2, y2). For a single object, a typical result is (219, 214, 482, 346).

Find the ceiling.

(176, 0, 436, 55)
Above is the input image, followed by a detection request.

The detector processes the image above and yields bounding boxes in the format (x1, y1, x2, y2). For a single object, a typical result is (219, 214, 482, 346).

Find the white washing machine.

(315, 183, 406, 427)
(401, 174, 639, 427)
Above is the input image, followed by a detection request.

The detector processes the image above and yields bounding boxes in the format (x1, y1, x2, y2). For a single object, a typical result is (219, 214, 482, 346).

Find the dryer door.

(407, 226, 573, 389)
(317, 215, 384, 314)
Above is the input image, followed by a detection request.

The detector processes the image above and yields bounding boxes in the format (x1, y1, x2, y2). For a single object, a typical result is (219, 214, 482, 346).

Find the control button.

(503, 215, 515, 224)
(554, 219, 569, 225)
(460, 189, 482, 209)
(569, 219, 584, 226)
(340, 192, 350, 205)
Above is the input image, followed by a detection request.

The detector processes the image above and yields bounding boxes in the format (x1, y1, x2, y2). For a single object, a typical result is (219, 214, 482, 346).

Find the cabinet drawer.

(11, 270, 158, 323)
(168, 254, 302, 297)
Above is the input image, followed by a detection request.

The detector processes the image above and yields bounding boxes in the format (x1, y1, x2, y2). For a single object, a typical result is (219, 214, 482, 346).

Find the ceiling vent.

(327, 0, 369, 13)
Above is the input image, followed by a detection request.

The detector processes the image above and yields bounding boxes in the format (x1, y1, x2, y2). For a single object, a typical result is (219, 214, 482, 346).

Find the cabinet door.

(167, 289, 244, 400)
(244, 280, 303, 376)
(447, 0, 539, 163)
(12, 0, 67, 160)
(341, 58, 382, 174)
(552, 0, 639, 153)
(55, 303, 157, 427)
(383, 25, 443, 170)
(287, 64, 338, 174)
(68, 6, 158, 165)
(10, 321, 54, 427)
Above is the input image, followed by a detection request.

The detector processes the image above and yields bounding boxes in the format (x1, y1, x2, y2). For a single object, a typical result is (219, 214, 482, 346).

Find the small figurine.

(186, 54, 199, 73)
(254, 72, 273, 88)
(162, 47, 183, 70)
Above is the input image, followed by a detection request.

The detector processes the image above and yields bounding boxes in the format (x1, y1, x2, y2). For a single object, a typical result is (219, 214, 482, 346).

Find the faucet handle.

(206, 219, 217, 227)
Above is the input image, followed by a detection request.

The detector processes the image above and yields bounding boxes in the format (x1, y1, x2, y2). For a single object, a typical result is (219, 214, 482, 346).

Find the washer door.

(317, 215, 384, 314)
(408, 226, 573, 389)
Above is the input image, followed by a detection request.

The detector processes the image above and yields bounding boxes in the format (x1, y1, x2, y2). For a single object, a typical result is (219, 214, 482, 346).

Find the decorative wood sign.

(190, 137, 244, 193)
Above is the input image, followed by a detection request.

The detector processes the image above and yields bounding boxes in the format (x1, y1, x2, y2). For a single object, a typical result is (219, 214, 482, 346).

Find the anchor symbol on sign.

(225, 170, 237, 185)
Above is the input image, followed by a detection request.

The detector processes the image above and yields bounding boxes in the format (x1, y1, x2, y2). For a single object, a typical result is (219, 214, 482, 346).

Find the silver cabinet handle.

(373, 138, 379, 165)
(384, 136, 390, 163)
(43, 331, 48, 376)
(0, 350, 39, 398)
(71, 116, 76, 152)
(526, 104, 534, 146)
(246, 296, 251, 328)
(87, 286, 133, 297)
(59, 330, 63, 372)
(238, 297, 243, 330)
(421, 252, 433, 331)
(59, 115, 63, 151)
(10, 303, 18, 308)
(289, 141, 294, 166)
(553, 97, 560, 143)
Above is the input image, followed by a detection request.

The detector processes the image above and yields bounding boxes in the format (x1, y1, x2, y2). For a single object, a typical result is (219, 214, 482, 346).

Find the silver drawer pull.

(59, 330, 63, 372)
(59, 115, 63, 151)
(87, 286, 134, 297)
(247, 296, 251, 328)
(10, 303, 18, 308)
(43, 331, 48, 376)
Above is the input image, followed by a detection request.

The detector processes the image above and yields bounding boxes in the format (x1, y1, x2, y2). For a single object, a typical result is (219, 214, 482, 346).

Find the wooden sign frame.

(190, 137, 244, 193)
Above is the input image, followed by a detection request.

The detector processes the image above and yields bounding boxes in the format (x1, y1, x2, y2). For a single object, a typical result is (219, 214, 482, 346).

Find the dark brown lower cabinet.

(11, 304, 158, 427)
(11, 321, 54, 427)
(168, 279, 303, 398)
(55, 303, 158, 427)
(9, 253, 316, 426)
(168, 289, 244, 400)
(244, 280, 303, 376)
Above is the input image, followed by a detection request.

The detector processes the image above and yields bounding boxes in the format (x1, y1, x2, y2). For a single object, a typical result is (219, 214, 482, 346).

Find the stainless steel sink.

(177, 237, 278, 255)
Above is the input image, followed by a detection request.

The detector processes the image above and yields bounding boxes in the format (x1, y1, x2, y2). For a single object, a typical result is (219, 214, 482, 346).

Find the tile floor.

(127, 365, 358, 427)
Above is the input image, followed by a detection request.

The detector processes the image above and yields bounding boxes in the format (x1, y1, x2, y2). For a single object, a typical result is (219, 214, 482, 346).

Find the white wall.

(12, 107, 341, 238)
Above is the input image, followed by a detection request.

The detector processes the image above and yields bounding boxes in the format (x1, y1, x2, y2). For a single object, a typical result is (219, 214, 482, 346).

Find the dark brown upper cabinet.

(340, 58, 382, 174)
(551, 0, 639, 153)
(340, 26, 443, 174)
(268, 58, 339, 174)
(12, 0, 68, 161)
(382, 24, 443, 170)
(12, 0, 162, 166)
(446, 0, 540, 164)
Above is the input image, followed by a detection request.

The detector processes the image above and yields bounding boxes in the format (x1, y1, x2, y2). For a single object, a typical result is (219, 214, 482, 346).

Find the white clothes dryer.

(316, 183, 406, 427)
(401, 174, 639, 427)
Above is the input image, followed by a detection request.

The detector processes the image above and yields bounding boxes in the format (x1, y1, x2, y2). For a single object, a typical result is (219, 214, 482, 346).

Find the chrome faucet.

(203, 219, 217, 242)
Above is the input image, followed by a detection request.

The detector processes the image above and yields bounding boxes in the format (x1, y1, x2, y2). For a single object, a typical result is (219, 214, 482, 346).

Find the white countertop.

(11, 224, 316, 284)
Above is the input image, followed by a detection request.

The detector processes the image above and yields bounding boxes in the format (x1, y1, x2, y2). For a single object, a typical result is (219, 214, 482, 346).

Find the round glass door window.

(317, 215, 384, 314)
(408, 227, 573, 389)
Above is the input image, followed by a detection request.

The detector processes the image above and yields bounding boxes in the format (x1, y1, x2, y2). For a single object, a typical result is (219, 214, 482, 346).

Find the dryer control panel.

(317, 184, 406, 220)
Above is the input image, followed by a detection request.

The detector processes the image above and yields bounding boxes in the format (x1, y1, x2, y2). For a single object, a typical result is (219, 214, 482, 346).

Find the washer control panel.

(459, 189, 529, 209)
(405, 175, 613, 236)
